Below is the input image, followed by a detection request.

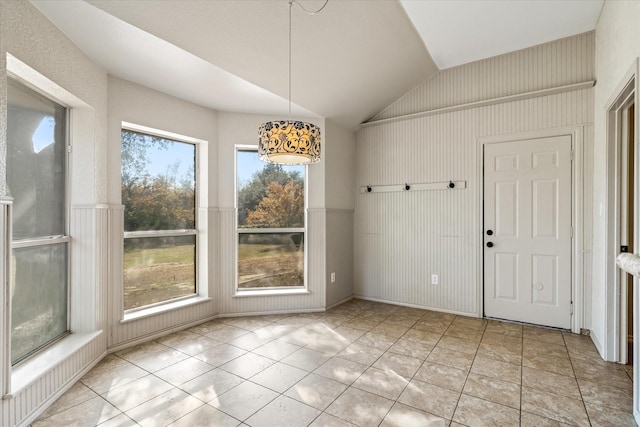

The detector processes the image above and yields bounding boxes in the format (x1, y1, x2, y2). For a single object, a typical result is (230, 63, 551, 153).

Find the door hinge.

(67, 144, 72, 153)
(570, 301, 574, 315)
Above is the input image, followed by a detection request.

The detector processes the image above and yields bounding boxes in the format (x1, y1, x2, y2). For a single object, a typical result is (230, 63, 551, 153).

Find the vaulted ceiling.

(31, 0, 603, 130)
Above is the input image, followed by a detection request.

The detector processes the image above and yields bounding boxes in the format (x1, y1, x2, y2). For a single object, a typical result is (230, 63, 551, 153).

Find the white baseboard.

(326, 295, 354, 310)
(217, 307, 325, 318)
(108, 315, 219, 353)
(354, 295, 479, 317)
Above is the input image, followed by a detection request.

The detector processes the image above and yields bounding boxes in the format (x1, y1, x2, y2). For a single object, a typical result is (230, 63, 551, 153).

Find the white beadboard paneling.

(356, 86, 593, 315)
(218, 208, 326, 314)
(2, 205, 108, 426)
(70, 206, 109, 334)
(11, 336, 104, 427)
(375, 32, 594, 121)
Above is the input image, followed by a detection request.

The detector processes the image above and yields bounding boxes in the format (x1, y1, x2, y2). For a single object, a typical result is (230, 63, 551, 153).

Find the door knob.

(486, 242, 494, 248)
(486, 230, 493, 235)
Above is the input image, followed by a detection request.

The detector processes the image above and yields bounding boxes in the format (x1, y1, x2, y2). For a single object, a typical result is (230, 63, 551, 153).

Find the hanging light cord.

(288, 0, 329, 120)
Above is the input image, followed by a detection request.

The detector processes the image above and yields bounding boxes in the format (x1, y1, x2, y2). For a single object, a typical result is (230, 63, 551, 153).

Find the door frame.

(604, 60, 639, 364)
(603, 59, 639, 425)
(477, 126, 585, 333)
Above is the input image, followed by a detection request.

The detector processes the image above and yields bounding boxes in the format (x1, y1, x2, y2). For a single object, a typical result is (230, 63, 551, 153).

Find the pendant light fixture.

(258, 0, 328, 165)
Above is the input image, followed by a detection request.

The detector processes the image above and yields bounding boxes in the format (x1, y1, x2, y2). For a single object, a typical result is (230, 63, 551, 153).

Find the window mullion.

(124, 229, 197, 239)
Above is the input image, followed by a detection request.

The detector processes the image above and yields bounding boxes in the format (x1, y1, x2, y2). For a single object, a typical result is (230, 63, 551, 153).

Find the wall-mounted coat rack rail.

(360, 180, 467, 194)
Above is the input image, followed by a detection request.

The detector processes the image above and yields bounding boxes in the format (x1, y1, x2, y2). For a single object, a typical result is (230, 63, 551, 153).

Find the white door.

(484, 135, 572, 329)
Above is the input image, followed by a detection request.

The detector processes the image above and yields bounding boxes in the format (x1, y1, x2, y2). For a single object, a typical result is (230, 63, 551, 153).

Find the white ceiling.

(31, 0, 603, 130)
(401, 0, 604, 70)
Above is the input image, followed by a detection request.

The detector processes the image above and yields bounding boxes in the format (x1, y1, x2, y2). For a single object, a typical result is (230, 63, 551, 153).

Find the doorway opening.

(604, 60, 638, 366)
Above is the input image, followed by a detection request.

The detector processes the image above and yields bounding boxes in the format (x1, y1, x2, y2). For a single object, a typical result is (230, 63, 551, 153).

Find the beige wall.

(591, 0, 640, 358)
(325, 120, 356, 307)
(0, 1, 108, 425)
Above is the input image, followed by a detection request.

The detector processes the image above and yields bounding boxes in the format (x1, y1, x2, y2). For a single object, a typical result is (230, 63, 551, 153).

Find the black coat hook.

(448, 181, 455, 189)
(367, 185, 372, 193)
(405, 184, 411, 191)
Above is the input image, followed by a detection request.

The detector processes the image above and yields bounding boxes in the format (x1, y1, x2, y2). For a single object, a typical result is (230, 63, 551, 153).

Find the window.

(7, 79, 69, 364)
(121, 128, 197, 310)
(236, 148, 305, 290)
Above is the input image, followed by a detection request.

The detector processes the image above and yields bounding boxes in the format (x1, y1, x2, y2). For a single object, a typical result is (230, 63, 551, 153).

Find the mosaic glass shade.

(258, 120, 321, 165)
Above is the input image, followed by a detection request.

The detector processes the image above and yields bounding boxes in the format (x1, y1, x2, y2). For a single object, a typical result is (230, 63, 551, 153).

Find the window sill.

(233, 289, 310, 298)
(8, 331, 102, 397)
(122, 296, 211, 323)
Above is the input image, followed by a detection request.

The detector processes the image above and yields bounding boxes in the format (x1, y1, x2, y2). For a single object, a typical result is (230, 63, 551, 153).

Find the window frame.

(7, 78, 71, 366)
(234, 145, 308, 293)
(121, 123, 201, 314)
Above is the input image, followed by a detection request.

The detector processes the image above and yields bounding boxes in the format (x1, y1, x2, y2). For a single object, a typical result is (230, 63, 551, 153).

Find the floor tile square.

(326, 386, 394, 426)
(522, 366, 580, 399)
(131, 347, 191, 373)
(470, 355, 521, 384)
(32, 397, 121, 427)
(521, 386, 590, 426)
(252, 340, 301, 361)
(154, 357, 214, 386)
(125, 388, 203, 427)
(193, 343, 246, 366)
(522, 353, 574, 377)
(313, 356, 367, 385)
(81, 361, 148, 395)
(398, 379, 460, 419)
(436, 335, 479, 355)
(462, 373, 521, 409)
(210, 381, 278, 421)
(380, 402, 447, 427)
(352, 366, 410, 400)
(372, 352, 422, 378)
(337, 342, 385, 365)
(414, 361, 467, 392)
(245, 395, 321, 427)
(285, 373, 347, 410)
(204, 325, 250, 342)
(577, 378, 633, 412)
(282, 347, 333, 371)
(219, 352, 276, 379)
(308, 412, 354, 427)
(427, 346, 474, 371)
(585, 401, 637, 427)
(167, 404, 240, 427)
(157, 331, 220, 356)
(179, 368, 244, 403)
(39, 381, 98, 419)
(387, 338, 433, 360)
(453, 394, 519, 427)
(102, 374, 174, 411)
(355, 332, 397, 350)
(250, 362, 308, 392)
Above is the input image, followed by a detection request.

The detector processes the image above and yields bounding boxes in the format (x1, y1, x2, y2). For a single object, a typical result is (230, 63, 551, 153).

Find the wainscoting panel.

(356, 90, 593, 316)
(2, 205, 108, 426)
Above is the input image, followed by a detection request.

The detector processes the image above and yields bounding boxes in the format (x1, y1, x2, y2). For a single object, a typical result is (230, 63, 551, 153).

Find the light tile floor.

(33, 300, 636, 426)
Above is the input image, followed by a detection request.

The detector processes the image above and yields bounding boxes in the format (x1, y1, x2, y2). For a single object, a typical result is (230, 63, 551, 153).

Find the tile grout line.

(563, 332, 592, 427)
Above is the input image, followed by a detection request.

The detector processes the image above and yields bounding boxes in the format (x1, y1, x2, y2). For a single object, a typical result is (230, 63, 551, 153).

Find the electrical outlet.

(331, 272, 336, 283)
(431, 274, 439, 285)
